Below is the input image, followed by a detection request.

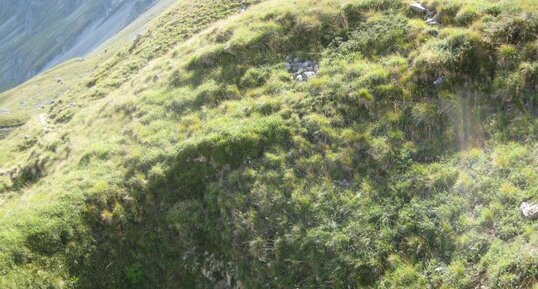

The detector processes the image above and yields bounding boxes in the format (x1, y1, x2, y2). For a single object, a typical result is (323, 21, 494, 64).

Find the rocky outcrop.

(410, 2, 439, 26)
(285, 55, 319, 82)
(521, 202, 538, 220)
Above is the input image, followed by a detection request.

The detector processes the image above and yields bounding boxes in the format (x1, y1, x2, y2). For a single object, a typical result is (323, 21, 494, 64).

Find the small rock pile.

(410, 2, 439, 25)
(285, 55, 319, 82)
(34, 99, 55, 109)
(521, 202, 538, 220)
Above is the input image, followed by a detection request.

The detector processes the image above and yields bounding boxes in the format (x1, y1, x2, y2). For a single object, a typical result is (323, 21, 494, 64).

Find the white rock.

(521, 202, 538, 219)
(304, 71, 316, 79)
(434, 77, 445, 86)
(426, 17, 439, 25)
(411, 3, 428, 13)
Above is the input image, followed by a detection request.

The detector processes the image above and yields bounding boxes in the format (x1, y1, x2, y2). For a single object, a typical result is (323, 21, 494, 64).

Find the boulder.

(426, 17, 439, 25)
(434, 76, 445, 86)
(133, 33, 142, 45)
(520, 202, 538, 219)
(304, 71, 316, 79)
(410, 3, 428, 14)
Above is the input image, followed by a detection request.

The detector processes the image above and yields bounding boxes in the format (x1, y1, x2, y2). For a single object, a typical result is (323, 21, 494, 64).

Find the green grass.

(0, 0, 537, 288)
(0, 113, 29, 128)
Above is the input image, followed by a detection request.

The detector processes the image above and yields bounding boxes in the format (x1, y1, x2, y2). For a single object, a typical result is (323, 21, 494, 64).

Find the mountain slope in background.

(0, 0, 166, 92)
(0, 0, 537, 288)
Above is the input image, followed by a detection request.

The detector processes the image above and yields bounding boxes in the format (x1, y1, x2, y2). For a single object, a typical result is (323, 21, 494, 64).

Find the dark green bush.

(413, 29, 494, 82)
(336, 15, 409, 56)
(454, 7, 479, 26)
(488, 15, 538, 45)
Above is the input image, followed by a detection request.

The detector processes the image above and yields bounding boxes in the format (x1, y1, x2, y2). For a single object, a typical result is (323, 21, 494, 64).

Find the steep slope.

(0, 0, 175, 141)
(0, 0, 170, 92)
(0, 0, 537, 288)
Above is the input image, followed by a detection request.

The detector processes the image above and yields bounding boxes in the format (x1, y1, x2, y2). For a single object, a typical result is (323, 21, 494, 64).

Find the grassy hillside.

(0, 0, 175, 141)
(0, 0, 537, 288)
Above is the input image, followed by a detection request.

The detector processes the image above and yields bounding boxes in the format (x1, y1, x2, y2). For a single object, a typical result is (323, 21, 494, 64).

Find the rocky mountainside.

(0, 0, 160, 92)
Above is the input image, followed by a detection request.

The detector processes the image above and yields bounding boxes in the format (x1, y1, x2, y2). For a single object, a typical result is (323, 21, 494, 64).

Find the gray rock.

(521, 202, 538, 219)
(0, 108, 9, 116)
(34, 99, 55, 109)
(434, 77, 445, 86)
(304, 71, 316, 79)
(133, 33, 142, 44)
(426, 17, 439, 25)
(285, 55, 319, 81)
(410, 2, 428, 13)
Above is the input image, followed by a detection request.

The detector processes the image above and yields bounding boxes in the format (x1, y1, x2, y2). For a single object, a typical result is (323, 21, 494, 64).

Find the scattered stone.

(434, 76, 445, 86)
(426, 17, 439, 25)
(0, 108, 9, 116)
(39, 113, 48, 125)
(520, 202, 538, 219)
(304, 71, 316, 78)
(336, 179, 352, 188)
(285, 54, 319, 82)
(410, 2, 429, 14)
(434, 266, 445, 272)
(55, 77, 63, 84)
(410, 3, 440, 25)
(133, 33, 142, 45)
(33, 99, 55, 109)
